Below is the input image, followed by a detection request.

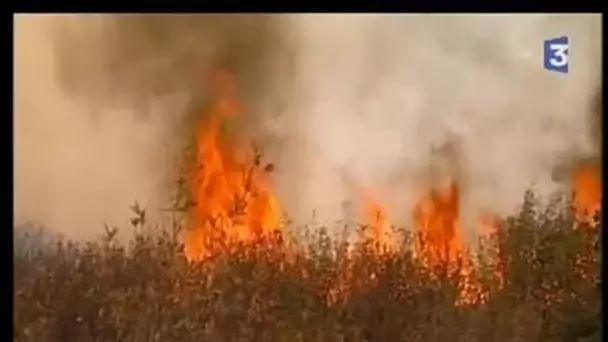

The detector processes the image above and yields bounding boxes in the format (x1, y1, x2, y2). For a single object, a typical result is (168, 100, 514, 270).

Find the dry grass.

(14, 192, 600, 342)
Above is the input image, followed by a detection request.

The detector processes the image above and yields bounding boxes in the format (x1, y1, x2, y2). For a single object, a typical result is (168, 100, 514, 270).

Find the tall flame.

(412, 183, 464, 268)
(360, 192, 396, 255)
(184, 70, 281, 261)
(181, 69, 599, 310)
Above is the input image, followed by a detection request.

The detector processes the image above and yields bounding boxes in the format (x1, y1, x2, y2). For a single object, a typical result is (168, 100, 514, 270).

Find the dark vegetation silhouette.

(14, 191, 600, 342)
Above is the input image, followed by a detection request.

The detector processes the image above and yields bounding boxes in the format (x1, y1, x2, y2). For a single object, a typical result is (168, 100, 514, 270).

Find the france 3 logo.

(543, 36, 569, 74)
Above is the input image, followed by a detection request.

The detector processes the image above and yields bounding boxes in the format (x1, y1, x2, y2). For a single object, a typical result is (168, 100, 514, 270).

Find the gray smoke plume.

(14, 14, 601, 241)
(14, 14, 298, 239)
(289, 15, 601, 236)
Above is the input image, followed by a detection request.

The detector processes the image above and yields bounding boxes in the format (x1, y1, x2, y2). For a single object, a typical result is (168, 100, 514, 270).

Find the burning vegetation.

(14, 68, 601, 342)
(14, 14, 602, 342)
(182, 69, 600, 302)
(184, 70, 282, 261)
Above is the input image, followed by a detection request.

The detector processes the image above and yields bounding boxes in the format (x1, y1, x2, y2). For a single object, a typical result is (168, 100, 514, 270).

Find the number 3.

(549, 43, 568, 67)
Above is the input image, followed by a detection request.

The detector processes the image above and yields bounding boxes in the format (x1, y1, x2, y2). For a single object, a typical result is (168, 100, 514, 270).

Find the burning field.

(14, 14, 601, 342)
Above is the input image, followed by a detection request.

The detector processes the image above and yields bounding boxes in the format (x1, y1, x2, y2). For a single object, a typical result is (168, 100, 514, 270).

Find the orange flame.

(182, 69, 598, 309)
(572, 162, 601, 224)
(184, 70, 281, 261)
(412, 183, 464, 268)
(411, 183, 491, 305)
(569, 161, 601, 287)
(360, 192, 396, 255)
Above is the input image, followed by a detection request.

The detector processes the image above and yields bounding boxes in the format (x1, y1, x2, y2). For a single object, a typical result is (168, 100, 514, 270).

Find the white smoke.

(280, 14, 601, 235)
(14, 15, 181, 239)
(14, 14, 601, 241)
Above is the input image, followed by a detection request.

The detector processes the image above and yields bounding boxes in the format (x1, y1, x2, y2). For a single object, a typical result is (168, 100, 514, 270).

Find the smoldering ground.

(14, 14, 601, 241)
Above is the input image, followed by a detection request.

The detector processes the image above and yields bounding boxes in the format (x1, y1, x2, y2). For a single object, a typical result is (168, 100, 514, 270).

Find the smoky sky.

(15, 14, 601, 241)
(53, 15, 295, 127)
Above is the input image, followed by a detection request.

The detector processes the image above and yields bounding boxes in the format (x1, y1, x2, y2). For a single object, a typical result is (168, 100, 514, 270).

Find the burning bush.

(14, 15, 602, 342)
(16, 66, 602, 342)
(14, 190, 600, 342)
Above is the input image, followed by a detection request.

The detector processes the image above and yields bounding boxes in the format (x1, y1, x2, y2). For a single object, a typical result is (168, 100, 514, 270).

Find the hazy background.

(14, 14, 601, 241)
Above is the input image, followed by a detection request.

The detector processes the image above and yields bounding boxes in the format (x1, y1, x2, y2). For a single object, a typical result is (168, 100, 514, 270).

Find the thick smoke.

(14, 14, 601, 240)
(14, 14, 297, 239)
(15, 15, 176, 239)
(289, 15, 601, 234)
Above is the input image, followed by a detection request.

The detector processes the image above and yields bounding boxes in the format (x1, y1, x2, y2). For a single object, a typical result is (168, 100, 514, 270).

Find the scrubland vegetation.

(14, 192, 600, 342)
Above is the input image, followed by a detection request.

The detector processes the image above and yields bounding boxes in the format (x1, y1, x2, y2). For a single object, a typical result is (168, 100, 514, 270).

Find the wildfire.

(572, 161, 601, 224)
(412, 183, 464, 268)
(411, 182, 487, 304)
(184, 70, 281, 261)
(183, 69, 600, 308)
(360, 192, 396, 255)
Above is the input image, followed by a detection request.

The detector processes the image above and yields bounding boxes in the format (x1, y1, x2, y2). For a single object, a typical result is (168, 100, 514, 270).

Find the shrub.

(13, 192, 600, 342)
